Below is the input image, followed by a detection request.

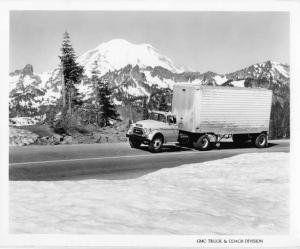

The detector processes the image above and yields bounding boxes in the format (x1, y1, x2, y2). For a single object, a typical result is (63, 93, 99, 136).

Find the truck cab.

(126, 111, 179, 152)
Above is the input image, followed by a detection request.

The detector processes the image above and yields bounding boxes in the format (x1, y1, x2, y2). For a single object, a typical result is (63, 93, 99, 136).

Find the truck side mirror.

(168, 116, 176, 125)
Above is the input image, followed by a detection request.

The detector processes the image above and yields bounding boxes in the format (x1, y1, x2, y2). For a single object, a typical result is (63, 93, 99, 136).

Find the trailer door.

(172, 85, 196, 132)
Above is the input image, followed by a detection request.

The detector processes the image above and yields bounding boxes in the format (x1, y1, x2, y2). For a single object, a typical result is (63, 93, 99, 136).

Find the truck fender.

(148, 131, 165, 143)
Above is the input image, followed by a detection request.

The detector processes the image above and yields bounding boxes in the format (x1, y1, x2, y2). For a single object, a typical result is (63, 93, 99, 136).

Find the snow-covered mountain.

(99, 60, 290, 103)
(9, 39, 187, 112)
(196, 60, 290, 87)
(9, 64, 46, 117)
(78, 39, 185, 76)
(9, 65, 62, 117)
(9, 39, 290, 122)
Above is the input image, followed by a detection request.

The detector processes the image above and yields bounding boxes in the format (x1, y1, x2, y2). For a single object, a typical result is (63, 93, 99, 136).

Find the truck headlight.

(143, 128, 152, 136)
(127, 124, 134, 133)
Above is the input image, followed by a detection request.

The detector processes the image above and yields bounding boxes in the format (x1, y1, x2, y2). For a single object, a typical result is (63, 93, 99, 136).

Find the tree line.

(58, 32, 119, 129)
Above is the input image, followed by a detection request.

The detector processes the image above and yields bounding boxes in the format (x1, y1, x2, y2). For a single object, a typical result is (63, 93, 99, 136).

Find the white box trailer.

(172, 84, 272, 149)
(126, 84, 273, 152)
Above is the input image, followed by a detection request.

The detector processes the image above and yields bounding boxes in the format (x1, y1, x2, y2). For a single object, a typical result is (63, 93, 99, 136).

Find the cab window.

(158, 114, 166, 122)
(149, 113, 167, 123)
(149, 113, 158, 121)
(167, 115, 176, 124)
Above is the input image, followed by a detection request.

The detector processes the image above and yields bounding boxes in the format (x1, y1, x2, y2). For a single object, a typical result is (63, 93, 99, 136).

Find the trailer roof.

(149, 110, 172, 115)
(174, 83, 272, 92)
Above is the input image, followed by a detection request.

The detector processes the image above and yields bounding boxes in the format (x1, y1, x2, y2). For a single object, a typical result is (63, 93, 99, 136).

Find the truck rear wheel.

(254, 133, 268, 148)
(129, 138, 141, 148)
(149, 135, 163, 153)
(193, 135, 211, 151)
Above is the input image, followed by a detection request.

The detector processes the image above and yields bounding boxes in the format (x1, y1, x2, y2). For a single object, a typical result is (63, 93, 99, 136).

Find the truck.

(126, 84, 273, 153)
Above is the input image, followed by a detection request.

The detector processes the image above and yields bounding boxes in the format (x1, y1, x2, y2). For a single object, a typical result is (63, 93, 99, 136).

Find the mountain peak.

(96, 38, 133, 49)
(77, 39, 185, 76)
(23, 64, 34, 76)
(256, 60, 289, 69)
(96, 39, 156, 51)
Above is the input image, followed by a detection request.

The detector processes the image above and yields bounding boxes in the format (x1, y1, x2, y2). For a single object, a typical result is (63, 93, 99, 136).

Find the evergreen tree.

(98, 76, 119, 126)
(59, 31, 84, 115)
(86, 62, 119, 126)
(88, 62, 103, 125)
(158, 93, 169, 112)
(142, 96, 148, 119)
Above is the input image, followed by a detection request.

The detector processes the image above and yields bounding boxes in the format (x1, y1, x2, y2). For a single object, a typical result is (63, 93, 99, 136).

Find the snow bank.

(9, 127, 39, 146)
(10, 152, 289, 234)
(9, 115, 46, 126)
(9, 74, 21, 92)
(231, 79, 245, 87)
(214, 75, 228, 85)
(143, 71, 175, 89)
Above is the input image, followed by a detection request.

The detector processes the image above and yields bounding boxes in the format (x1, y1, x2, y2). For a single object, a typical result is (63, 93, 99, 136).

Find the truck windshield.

(149, 113, 166, 122)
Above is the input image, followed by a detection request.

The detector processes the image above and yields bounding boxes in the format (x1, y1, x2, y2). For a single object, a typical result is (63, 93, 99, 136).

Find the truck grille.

(133, 127, 144, 136)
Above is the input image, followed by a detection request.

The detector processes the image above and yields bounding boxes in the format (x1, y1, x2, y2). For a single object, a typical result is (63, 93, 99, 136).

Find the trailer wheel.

(254, 133, 268, 148)
(149, 135, 163, 153)
(129, 138, 141, 148)
(193, 135, 211, 151)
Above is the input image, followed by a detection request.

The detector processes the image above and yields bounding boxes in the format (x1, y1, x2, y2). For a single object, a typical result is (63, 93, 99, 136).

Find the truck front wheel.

(129, 138, 141, 148)
(149, 136, 163, 153)
(254, 133, 268, 148)
(193, 135, 211, 151)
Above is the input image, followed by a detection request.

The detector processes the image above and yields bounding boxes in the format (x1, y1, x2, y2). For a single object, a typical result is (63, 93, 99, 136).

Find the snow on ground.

(9, 115, 46, 127)
(231, 80, 245, 87)
(214, 75, 228, 85)
(42, 85, 61, 105)
(77, 81, 93, 100)
(38, 71, 52, 88)
(143, 71, 175, 89)
(22, 75, 36, 87)
(9, 74, 21, 92)
(10, 152, 289, 234)
(9, 127, 39, 146)
(273, 62, 290, 78)
(121, 85, 149, 97)
(113, 98, 123, 105)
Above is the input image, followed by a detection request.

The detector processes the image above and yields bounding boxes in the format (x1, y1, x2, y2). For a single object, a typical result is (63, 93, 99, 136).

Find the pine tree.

(87, 62, 119, 126)
(158, 93, 169, 112)
(142, 96, 148, 119)
(59, 31, 84, 115)
(98, 76, 119, 126)
(89, 62, 103, 125)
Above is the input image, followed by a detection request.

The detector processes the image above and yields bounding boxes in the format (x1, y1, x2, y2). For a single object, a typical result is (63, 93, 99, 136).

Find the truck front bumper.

(126, 133, 151, 144)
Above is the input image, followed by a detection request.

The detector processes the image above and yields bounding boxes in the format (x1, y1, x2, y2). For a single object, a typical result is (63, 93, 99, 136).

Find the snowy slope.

(199, 61, 290, 87)
(9, 127, 39, 146)
(78, 39, 185, 76)
(10, 152, 289, 234)
(9, 74, 22, 92)
(226, 60, 290, 85)
(9, 65, 60, 116)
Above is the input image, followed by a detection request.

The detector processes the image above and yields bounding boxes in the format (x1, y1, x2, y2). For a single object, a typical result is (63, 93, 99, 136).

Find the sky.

(10, 11, 289, 74)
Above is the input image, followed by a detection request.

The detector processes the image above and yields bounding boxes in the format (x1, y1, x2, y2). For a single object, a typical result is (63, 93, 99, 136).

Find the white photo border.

(0, 0, 299, 247)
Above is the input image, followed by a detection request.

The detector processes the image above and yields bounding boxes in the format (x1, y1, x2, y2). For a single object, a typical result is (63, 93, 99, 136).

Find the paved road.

(9, 140, 290, 181)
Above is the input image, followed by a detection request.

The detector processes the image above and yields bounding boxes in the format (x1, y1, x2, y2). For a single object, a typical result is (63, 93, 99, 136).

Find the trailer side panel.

(173, 85, 272, 134)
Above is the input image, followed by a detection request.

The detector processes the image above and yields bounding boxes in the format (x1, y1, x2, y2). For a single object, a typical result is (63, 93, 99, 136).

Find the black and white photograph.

(1, 0, 300, 247)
